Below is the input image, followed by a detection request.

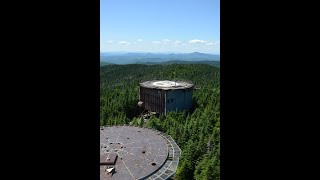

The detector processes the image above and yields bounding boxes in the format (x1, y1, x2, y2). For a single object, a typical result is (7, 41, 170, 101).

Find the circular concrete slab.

(140, 80, 194, 90)
(152, 80, 180, 88)
(100, 126, 169, 180)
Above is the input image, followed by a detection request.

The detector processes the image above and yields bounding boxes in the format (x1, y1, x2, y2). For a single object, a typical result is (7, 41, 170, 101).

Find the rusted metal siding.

(140, 86, 166, 115)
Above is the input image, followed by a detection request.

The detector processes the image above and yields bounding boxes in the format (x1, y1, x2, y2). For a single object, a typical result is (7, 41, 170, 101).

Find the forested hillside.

(100, 64, 220, 180)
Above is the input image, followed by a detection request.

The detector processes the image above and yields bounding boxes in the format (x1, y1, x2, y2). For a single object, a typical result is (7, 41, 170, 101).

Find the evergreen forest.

(100, 64, 220, 180)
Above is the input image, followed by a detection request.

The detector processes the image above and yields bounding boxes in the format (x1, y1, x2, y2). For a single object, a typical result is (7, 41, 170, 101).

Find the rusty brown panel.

(149, 89, 152, 111)
(140, 87, 169, 114)
(145, 88, 148, 106)
(149, 89, 153, 111)
(143, 88, 146, 102)
(155, 90, 158, 113)
(162, 90, 165, 115)
(146, 87, 148, 106)
(161, 90, 165, 114)
(146, 88, 148, 109)
(159, 90, 162, 115)
(146, 88, 149, 110)
(148, 89, 150, 111)
(159, 90, 161, 113)
(160, 90, 162, 114)
(142, 87, 145, 102)
(150, 89, 152, 111)
(143, 87, 145, 100)
(143, 87, 146, 109)
(161, 90, 163, 115)
(153, 90, 155, 112)
(160, 90, 163, 115)
(152, 90, 155, 112)
(153, 89, 156, 112)
(141, 88, 143, 100)
(157, 90, 159, 112)
(156, 90, 158, 114)
(159, 91, 161, 114)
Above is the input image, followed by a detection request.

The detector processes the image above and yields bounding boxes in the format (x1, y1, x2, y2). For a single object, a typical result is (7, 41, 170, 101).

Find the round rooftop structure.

(140, 80, 194, 90)
(100, 125, 181, 180)
(139, 80, 194, 115)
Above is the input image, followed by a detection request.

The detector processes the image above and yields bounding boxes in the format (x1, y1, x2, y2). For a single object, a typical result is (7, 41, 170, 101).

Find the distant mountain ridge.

(100, 52, 220, 64)
(135, 60, 220, 68)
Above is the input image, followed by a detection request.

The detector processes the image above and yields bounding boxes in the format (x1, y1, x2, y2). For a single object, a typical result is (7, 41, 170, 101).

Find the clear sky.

(100, 0, 220, 54)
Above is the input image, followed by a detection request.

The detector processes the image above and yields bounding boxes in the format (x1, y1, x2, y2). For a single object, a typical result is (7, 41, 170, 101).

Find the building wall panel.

(165, 88, 193, 113)
(140, 87, 166, 115)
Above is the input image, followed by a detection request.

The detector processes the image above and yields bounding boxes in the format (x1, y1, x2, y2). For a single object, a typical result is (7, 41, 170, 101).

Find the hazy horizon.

(100, 51, 220, 55)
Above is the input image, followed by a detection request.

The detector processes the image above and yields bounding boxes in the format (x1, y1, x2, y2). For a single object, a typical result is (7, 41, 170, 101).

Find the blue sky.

(100, 0, 220, 54)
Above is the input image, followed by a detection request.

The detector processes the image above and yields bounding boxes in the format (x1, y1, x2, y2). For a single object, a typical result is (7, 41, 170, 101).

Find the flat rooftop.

(140, 80, 194, 90)
(100, 125, 181, 180)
